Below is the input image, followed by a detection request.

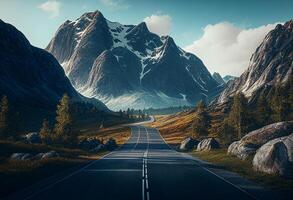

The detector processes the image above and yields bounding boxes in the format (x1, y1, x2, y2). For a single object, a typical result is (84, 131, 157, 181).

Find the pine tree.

(118, 110, 123, 117)
(192, 101, 211, 138)
(40, 119, 52, 144)
(256, 95, 271, 126)
(53, 94, 74, 144)
(218, 119, 236, 145)
(286, 78, 293, 120)
(228, 93, 250, 140)
(126, 108, 131, 119)
(0, 96, 9, 139)
(270, 85, 286, 122)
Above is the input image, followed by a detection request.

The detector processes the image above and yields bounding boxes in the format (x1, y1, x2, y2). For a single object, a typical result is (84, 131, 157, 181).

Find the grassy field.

(149, 111, 194, 144)
(150, 108, 224, 144)
(190, 150, 293, 189)
(0, 125, 131, 198)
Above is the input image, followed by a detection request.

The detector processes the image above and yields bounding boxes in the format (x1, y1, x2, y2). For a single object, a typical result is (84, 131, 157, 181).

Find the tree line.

(191, 80, 293, 145)
(118, 108, 149, 120)
(0, 94, 105, 147)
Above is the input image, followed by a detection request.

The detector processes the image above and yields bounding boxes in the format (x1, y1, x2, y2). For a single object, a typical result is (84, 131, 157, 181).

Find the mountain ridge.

(0, 19, 108, 111)
(47, 10, 223, 110)
(215, 20, 292, 105)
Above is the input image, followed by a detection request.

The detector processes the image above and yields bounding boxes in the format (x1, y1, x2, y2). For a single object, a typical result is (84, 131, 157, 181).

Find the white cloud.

(100, 0, 130, 10)
(184, 22, 280, 76)
(38, 0, 61, 18)
(144, 14, 172, 36)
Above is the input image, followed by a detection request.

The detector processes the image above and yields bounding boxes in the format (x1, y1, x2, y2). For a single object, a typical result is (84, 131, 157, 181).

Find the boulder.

(228, 121, 293, 159)
(10, 153, 33, 161)
(241, 121, 293, 146)
(197, 138, 220, 151)
(34, 153, 45, 160)
(79, 138, 102, 150)
(24, 132, 41, 144)
(41, 151, 59, 159)
(91, 144, 105, 152)
(104, 138, 117, 150)
(253, 136, 293, 176)
(179, 137, 199, 151)
(284, 133, 293, 162)
(227, 141, 258, 160)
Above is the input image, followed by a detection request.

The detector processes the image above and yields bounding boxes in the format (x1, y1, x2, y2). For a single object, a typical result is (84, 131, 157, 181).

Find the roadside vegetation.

(152, 80, 293, 146)
(0, 93, 133, 198)
(151, 81, 293, 190)
(0, 125, 131, 198)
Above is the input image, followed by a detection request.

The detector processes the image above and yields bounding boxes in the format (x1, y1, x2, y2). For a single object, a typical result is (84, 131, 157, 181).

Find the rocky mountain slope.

(216, 20, 293, 105)
(0, 19, 107, 111)
(212, 72, 226, 85)
(223, 75, 237, 83)
(47, 10, 223, 110)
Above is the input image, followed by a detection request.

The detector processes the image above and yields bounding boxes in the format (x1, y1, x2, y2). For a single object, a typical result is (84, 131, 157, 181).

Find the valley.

(0, 2, 292, 200)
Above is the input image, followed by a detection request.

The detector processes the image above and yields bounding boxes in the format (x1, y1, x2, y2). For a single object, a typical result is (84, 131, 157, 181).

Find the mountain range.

(46, 10, 223, 110)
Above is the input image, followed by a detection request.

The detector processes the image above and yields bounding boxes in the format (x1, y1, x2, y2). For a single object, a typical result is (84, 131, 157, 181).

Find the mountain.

(212, 72, 226, 85)
(0, 20, 107, 117)
(216, 20, 293, 105)
(223, 75, 237, 83)
(46, 10, 222, 110)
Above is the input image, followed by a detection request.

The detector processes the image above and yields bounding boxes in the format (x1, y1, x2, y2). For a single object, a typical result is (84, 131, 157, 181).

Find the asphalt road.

(7, 126, 260, 200)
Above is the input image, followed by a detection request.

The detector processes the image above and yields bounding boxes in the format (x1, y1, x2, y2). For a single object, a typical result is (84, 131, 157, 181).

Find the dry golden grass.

(149, 110, 195, 144)
(149, 108, 225, 144)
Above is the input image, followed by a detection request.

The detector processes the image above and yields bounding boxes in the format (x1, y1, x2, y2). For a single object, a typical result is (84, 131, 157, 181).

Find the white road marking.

(147, 191, 150, 200)
(142, 179, 145, 200)
(156, 128, 259, 200)
(142, 127, 150, 200)
(132, 126, 141, 151)
(84, 169, 141, 172)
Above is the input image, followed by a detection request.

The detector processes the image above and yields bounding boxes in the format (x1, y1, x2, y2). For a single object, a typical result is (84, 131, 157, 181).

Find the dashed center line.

(142, 128, 150, 200)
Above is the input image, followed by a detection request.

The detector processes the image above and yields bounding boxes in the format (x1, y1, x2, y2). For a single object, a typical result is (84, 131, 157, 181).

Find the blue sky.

(0, 0, 292, 75)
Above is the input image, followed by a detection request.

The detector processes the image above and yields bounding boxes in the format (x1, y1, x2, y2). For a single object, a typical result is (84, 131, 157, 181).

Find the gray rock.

(10, 153, 33, 161)
(179, 137, 199, 151)
(34, 153, 45, 160)
(24, 132, 41, 144)
(197, 138, 220, 151)
(284, 133, 293, 162)
(41, 151, 59, 159)
(227, 121, 293, 159)
(91, 144, 105, 152)
(227, 141, 258, 160)
(104, 138, 117, 150)
(253, 136, 292, 176)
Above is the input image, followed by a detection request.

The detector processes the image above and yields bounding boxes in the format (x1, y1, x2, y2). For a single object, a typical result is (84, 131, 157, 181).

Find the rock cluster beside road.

(10, 151, 59, 161)
(228, 121, 293, 160)
(179, 137, 220, 151)
(227, 121, 293, 177)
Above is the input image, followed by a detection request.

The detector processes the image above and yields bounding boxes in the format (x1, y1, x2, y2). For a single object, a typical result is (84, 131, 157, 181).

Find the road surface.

(7, 125, 261, 200)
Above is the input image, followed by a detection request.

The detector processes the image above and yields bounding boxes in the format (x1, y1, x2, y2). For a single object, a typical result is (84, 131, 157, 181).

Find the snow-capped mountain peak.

(46, 10, 222, 110)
